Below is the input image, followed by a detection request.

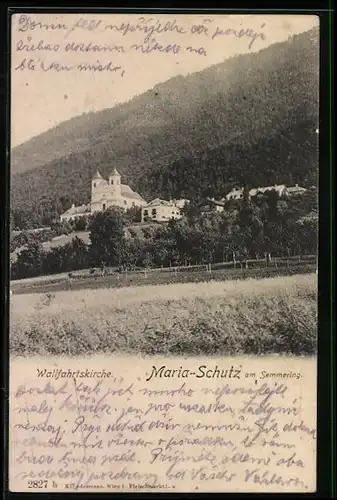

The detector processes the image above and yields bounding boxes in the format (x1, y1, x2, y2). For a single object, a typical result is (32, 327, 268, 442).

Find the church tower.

(108, 167, 122, 199)
(91, 169, 106, 212)
(92, 169, 103, 189)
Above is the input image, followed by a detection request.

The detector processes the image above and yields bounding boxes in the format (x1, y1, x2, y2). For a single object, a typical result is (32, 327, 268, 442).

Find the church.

(60, 168, 146, 222)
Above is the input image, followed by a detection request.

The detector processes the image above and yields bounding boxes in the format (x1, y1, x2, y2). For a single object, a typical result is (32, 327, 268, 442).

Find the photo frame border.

(1, 3, 335, 498)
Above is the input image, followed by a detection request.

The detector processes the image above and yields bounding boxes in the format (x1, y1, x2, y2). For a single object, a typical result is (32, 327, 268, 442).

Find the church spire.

(110, 167, 120, 177)
(93, 170, 102, 179)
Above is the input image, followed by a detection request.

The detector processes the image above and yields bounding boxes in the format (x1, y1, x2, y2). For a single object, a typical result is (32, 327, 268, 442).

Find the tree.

(124, 206, 142, 224)
(11, 242, 45, 279)
(236, 198, 264, 257)
(88, 208, 126, 267)
(73, 216, 87, 232)
(265, 189, 280, 222)
(51, 220, 73, 236)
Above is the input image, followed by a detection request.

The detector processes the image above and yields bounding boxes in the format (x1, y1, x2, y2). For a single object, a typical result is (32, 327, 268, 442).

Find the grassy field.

(10, 273, 317, 358)
(11, 261, 315, 295)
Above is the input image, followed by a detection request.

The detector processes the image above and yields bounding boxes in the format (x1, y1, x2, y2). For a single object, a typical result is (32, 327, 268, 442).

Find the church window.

(103, 203, 106, 211)
(124, 200, 127, 205)
(94, 183, 96, 187)
(152, 209, 157, 215)
(110, 179, 114, 185)
(143, 210, 148, 216)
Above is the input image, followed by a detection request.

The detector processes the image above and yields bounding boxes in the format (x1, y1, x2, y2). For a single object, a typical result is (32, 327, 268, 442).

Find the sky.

(11, 13, 319, 147)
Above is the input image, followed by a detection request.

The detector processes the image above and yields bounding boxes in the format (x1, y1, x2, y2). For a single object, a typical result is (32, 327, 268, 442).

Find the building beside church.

(141, 198, 188, 223)
(60, 203, 91, 222)
(60, 168, 146, 221)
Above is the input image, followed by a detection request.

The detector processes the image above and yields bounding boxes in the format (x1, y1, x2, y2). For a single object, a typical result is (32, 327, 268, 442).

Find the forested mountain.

(10, 27, 319, 229)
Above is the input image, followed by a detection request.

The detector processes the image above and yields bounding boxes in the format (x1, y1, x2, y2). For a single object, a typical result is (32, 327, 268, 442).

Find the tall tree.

(88, 208, 126, 267)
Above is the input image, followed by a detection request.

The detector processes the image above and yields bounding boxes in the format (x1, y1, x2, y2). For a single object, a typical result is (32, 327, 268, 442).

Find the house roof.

(143, 198, 175, 208)
(207, 197, 226, 207)
(61, 204, 91, 216)
(286, 185, 307, 193)
(226, 188, 243, 198)
(170, 199, 190, 208)
(249, 185, 286, 197)
(226, 185, 287, 199)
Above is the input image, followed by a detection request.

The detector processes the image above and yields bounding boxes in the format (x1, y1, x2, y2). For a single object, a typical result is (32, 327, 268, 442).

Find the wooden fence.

(68, 254, 317, 280)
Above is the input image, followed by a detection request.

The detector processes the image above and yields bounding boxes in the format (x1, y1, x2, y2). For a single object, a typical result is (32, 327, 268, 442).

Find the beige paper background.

(9, 355, 317, 493)
(11, 13, 319, 146)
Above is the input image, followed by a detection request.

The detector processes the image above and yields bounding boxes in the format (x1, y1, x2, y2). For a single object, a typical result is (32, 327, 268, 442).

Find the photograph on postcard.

(9, 12, 319, 493)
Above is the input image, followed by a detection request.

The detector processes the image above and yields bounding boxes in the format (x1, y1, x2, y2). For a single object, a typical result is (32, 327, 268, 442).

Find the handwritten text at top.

(15, 15, 267, 50)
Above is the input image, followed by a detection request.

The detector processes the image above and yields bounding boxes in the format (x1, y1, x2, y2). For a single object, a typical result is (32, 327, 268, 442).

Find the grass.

(11, 262, 315, 295)
(10, 273, 317, 358)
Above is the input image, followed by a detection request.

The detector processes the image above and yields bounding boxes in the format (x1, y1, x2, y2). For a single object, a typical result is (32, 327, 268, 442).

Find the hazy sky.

(11, 13, 318, 147)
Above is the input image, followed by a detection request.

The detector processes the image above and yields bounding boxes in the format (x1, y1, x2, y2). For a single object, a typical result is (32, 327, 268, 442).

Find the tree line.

(10, 189, 317, 280)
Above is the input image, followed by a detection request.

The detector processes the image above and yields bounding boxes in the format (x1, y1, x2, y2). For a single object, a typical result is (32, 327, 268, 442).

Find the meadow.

(10, 273, 317, 358)
(11, 260, 315, 295)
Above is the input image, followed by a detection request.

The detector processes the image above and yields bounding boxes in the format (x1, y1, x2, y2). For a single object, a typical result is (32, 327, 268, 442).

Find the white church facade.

(91, 168, 146, 212)
(60, 168, 146, 222)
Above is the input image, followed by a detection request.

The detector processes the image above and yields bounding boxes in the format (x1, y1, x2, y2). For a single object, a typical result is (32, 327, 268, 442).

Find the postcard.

(9, 12, 319, 493)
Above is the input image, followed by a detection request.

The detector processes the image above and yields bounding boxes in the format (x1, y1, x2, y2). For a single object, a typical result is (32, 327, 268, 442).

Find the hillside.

(10, 222, 159, 263)
(10, 27, 319, 229)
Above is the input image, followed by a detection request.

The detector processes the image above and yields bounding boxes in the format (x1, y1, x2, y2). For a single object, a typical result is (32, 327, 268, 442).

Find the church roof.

(121, 185, 145, 201)
(110, 167, 121, 176)
(92, 170, 102, 179)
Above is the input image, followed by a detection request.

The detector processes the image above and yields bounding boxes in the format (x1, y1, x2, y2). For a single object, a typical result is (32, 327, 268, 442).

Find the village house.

(284, 184, 308, 196)
(225, 183, 306, 202)
(141, 198, 187, 223)
(225, 187, 245, 201)
(201, 198, 226, 214)
(60, 168, 146, 221)
(225, 185, 287, 201)
(60, 203, 91, 222)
